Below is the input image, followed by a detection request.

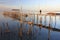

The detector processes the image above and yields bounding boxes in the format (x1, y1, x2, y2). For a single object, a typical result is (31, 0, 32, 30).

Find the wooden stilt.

(18, 20, 23, 40)
(54, 15, 56, 28)
(34, 14, 35, 24)
(48, 15, 51, 40)
(5, 22, 10, 32)
(37, 14, 38, 24)
(40, 15, 42, 30)
(27, 22, 33, 35)
(44, 15, 46, 26)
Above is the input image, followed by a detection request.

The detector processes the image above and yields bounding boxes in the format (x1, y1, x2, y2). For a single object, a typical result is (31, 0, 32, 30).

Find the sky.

(0, 0, 60, 12)
(20, 0, 60, 12)
(0, 0, 19, 9)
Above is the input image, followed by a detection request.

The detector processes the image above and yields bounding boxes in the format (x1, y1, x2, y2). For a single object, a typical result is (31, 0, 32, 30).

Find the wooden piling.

(27, 22, 33, 35)
(48, 15, 51, 40)
(37, 14, 38, 24)
(48, 27, 50, 40)
(44, 15, 46, 26)
(0, 26, 2, 38)
(34, 14, 35, 24)
(40, 15, 42, 30)
(18, 20, 23, 40)
(5, 22, 10, 32)
(54, 15, 56, 28)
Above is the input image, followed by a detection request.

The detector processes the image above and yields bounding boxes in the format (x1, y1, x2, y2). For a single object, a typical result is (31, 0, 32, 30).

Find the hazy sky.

(0, 0, 60, 11)
(20, 0, 60, 12)
(0, 0, 19, 9)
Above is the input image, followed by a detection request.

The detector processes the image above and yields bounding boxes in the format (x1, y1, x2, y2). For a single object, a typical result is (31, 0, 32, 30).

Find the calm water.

(0, 12, 60, 40)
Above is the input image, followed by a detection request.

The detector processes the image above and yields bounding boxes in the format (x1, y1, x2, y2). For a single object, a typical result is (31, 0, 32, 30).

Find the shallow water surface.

(0, 12, 60, 40)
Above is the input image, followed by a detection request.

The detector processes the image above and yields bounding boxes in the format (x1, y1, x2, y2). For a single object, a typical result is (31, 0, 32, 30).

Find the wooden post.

(44, 15, 46, 26)
(40, 10, 42, 30)
(20, 12, 23, 21)
(5, 22, 10, 32)
(6, 22, 8, 30)
(19, 20, 23, 40)
(48, 15, 51, 40)
(37, 14, 38, 24)
(54, 15, 56, 28)
(34, 14, 35, 24)
(40, 15, 42, 30)
(48, 27, 50, 40)
(0, 26, 2, 38)
(27, 22, 33, 35)
(29, 23, 33, 40)
(2, 22, 5, 37)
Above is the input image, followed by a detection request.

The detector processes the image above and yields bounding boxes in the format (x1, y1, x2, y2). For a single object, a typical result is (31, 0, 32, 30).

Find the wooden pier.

(3, 11, 60, 40)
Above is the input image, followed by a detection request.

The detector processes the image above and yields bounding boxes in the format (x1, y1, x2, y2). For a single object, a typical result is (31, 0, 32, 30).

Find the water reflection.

(0, 12, 60, 40)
